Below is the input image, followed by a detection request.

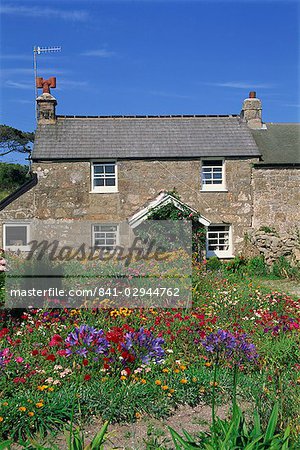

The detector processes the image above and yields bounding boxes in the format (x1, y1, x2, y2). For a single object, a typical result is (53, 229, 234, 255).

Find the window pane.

(105, 165, 115, 174)
(6, 226, 27, 246)
(105, 178, 116, 186)
(94, 179, 104, 187)
(213, 172, 222, 179)
(94, 165, 104, 174)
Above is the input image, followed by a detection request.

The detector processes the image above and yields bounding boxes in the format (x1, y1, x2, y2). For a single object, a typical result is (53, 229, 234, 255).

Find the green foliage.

(247, 256, 269, 277)
(0, 163, 30, 200)
(169, 404, 294, 449)
(259, 226, 278, 235)
(205, 257, 223, 271)
(225, 256, 247, 274)
(272, 257, 300, 280)
(0, 125, 34, 157)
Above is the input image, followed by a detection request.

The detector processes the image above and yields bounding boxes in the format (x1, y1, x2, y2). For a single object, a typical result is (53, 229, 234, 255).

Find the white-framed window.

(91, 161, 118, 193)
(201, 159, 226, 191)
(206, 224, 233, 258)
(3, 223, 31, 251)
(92, 224, 119, 250)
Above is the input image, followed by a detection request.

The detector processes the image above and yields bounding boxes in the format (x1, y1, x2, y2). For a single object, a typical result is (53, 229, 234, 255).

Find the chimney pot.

(249, 91, 256, 98)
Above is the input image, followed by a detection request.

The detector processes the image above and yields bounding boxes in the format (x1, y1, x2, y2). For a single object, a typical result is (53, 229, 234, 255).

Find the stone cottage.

(0, 82, 299, 261)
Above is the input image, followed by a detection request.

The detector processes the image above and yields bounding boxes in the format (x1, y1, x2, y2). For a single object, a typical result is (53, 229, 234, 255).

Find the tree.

(0, 125, 34, 157)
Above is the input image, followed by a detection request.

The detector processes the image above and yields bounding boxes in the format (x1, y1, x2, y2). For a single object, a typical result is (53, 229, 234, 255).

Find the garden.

(0, 249, 299, 449)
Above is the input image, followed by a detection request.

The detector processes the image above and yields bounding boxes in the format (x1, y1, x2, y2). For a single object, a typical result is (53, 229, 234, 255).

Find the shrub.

(272, 257, 300, 280)
(206, 256, 223, 271)
(247, 255, 269, 277)
(225, 256, 247, 274)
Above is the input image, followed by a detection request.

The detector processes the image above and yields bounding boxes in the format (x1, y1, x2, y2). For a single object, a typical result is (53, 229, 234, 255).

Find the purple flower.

(122, 328, 165, 365)
(65, 325, 109, 358)
(202, 330, 258, 365)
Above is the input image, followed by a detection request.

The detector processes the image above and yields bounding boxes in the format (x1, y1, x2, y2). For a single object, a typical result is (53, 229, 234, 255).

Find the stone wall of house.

(0, 158, 257, 254)
(252, 167, 300, 233)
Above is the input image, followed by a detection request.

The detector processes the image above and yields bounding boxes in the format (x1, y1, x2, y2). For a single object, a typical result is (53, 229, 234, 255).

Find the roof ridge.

(56, 114, 239, 119)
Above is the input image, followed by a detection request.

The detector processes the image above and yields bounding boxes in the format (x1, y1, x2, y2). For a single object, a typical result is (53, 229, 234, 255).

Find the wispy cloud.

(149, 90, 191, 99)
(1, 68, 67, 76)
(203, 81, 275, 89)
(0, 5, 89, 21)
(0, 54, 32, 61)
(283, 103, 300, 108)
(9, 99, 33, 104)
(5, 80, 33, 90)
(81, 49, 116, 57)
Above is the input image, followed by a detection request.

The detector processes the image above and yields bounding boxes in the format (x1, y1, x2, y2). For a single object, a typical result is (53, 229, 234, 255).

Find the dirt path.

(260, 279, 300, 297)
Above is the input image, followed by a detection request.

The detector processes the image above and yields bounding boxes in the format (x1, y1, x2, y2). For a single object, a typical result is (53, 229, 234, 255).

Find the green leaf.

(0, 441, 12, 450)
(89, 421, 109, 449)
(264, 403, 279, 444)
(281, 426, 291, 450)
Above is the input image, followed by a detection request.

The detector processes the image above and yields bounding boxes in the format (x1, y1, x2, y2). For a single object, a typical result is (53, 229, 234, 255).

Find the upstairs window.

(206, 224, 232, 258)
(92, 224, 118, 250)
(201, 159, 226, 191)
(3, 223, 30, 251)
(92, 162, 118, 193)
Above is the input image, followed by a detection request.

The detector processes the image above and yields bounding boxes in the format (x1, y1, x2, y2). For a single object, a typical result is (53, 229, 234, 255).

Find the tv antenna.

(33, 45, 61, 120)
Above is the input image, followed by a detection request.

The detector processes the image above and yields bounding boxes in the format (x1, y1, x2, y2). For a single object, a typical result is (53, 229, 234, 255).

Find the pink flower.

(56, 349, 67, 356)
(15, 357, 24, 363)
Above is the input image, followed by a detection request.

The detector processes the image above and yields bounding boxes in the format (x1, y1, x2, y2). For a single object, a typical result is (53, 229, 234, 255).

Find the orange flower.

(174, 369, 180, 374)
(169, 388, 175, 394)
(28, 412, 34, 417)
(120, 375, 127, 381)
(180, 365, 186, 371)
(140, 379, 147, 384)
(180, 379, 188, 384)
(2, 402, 8, 407)
(0, 417, 3, 422)
(161, 385, 169, 390)
(210, 381, 218, 387)
(155, 380, 162, 385)
(205, 362, 212, 367)
(192, 377, 197, 383)
(36, 402, 44, 408)
(19, 406, 26, 412)
(162, 368, 169, 373)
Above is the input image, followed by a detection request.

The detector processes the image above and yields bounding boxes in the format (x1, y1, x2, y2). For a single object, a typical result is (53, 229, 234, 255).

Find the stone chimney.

(36, 77, 57, 124)
(241, 91, 262, 129)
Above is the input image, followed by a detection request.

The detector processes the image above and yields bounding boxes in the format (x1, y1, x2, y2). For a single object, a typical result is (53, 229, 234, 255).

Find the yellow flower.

(0, 417, 3, 422)
(19, 406, 27, 412)
(205, 362, 212, 367)
(120, 375, 127, 381)
(2, 402, 8, 406)
(161, 385, 169, 391)
(155, 380, 162, 386)
(28, 412, 34, 417)
(48, 387, 54, 392)
(36, 402, 44, 408)
(162, 368, 169, 373)
(192, 377, 197, 383)
(37, 385, 48, 391)
(180, 379, 188, 384)
(199, 387, 205, 393)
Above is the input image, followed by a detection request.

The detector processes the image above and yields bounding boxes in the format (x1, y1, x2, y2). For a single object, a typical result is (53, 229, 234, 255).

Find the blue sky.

(0, 0, 299, 164)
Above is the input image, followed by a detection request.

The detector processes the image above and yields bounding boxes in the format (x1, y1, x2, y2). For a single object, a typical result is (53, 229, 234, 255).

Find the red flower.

(13, 377, 26, 383)
(32, 349, 39, 356)
(46, 354, 56, 362)
(41, 349, 48, 357)
(84, 374, 91, 381)
(0, 328, 9, 339)
(83, 359, 88, 366)
(49, 334, 63, 347)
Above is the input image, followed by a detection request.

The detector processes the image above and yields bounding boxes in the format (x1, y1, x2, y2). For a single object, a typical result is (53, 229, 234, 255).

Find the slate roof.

(32, 115, 261, 160)
(251, 123, 300, 165)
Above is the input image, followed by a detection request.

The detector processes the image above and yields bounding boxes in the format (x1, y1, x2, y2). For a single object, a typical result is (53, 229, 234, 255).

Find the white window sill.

(90, 190, 119, 194)
(201, 188, 228, 192)
(207, 252, 234, 259)
(4, 246, 31, 252)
